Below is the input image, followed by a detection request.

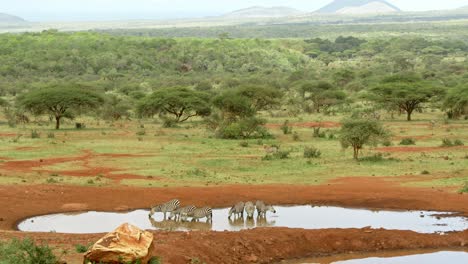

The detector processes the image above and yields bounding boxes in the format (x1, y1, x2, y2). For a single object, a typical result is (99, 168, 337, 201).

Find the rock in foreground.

(84, 223, 154, 264)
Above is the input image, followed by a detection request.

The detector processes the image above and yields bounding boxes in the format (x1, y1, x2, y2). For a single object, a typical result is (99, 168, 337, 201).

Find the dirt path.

(0, 177, 467, 263)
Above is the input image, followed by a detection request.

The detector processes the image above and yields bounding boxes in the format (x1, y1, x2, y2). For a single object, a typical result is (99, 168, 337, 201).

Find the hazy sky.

(2, 0, 467, 21)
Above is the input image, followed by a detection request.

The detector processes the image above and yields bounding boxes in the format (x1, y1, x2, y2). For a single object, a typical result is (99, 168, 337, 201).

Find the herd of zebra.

(148, 199, 277, 223)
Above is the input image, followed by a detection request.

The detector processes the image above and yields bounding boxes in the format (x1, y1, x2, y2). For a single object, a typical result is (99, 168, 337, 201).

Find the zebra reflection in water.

(149, 216, 212, 231)
(228, 215, 276, 229)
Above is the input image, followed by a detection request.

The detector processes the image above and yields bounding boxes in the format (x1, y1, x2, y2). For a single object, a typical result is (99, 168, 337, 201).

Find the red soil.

(0, 177, 467, 263)
(0, 133, 16, 137)
(0, 150, 150, 182)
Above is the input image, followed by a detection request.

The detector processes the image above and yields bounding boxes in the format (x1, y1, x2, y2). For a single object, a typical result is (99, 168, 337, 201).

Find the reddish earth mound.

(265, 122, 341, 129)
(376, 146, 468, 153)
(1, 229, 466, 264)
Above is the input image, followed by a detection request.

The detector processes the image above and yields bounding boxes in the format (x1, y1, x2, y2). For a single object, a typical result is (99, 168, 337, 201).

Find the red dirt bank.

(0, 177, 467, 263)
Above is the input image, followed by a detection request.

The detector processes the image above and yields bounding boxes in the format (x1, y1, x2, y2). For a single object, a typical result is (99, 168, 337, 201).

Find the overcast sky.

(2, 0, 467, 21)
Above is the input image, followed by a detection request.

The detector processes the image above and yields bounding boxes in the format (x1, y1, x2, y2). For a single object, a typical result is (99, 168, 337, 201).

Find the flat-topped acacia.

(18, 87, 104, 129)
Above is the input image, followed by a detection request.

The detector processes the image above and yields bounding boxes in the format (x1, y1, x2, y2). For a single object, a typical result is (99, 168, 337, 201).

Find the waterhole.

(283, 250, 468, 264)
(18, 205, 467, 234)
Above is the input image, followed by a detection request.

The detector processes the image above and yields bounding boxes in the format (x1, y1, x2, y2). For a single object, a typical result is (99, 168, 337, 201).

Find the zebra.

(255, 200, 265, 216)
(149, 199, 180, 219)
(169, 205, 197, 221)
(244, 201, 255, 219)
(228, 202, 245, 219)
(257, 202, 276, 218)
(189, 207, 213, 222)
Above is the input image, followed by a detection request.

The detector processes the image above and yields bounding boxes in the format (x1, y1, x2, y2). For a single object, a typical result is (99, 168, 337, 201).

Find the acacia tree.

(18, 87, 104, 129)
(444, 85, 468, 119)
(137, 87, 211, 123)
(370, 74, 442, 121)
(210, 86, 282, 139)
(340, 119, 389, 160)
(299, 81, 346, 113)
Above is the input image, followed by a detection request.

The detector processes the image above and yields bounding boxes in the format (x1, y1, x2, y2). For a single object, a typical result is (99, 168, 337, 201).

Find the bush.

(421, 170, 430, 175)
(382, 140, 392, 147)
(441, 138, 454, 147)
(75, 123, 85, 129)
(136, 130, 146, 136)
(263, 150, 290, 161)
(0, 238, 58, 264)
(239, 141, 249, 147)
(292, 132, 300, 141)
(304, 147, 321, 159)
(75, 244, 89, 253)
(359, 153, 384, 162)
(31, 130, 40, 139)
(217, 118, 271, 139)
(162, 118, 177, 128)
(280, 120, 292, 135)
(47, 132, 55, 139)
(459, 183, 468, 194)
(442, 139, 464, 147)
(399, 138, 416, 145)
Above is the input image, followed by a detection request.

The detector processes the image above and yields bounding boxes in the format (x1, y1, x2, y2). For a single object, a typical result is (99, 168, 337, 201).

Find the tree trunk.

(353, 147, 359, 160)
(55, 116, 61, 130)
(406, 109, 413, 121)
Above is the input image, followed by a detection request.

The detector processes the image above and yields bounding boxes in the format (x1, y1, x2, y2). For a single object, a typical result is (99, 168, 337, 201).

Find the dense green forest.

(0, 31, 467, 133)
(96, 20, 468, 40)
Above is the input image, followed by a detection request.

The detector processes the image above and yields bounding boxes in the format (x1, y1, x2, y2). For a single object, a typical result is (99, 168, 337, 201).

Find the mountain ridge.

(222, 6, 303, 18)
(0, 13, 26, 24)
(318, 0, 401, 13)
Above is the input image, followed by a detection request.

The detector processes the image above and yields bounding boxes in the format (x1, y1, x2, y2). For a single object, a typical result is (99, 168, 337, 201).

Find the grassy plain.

(0, 111, 466, 191)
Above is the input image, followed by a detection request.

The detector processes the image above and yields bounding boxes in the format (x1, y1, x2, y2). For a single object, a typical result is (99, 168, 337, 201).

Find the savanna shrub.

(359, 153, 385, 162)
(399, 138, 416, 145)
(0, 238, 58, 264)
(31, 130, 40, 139)
(280, 120, 292, 135)
(459, 182, 468, 194)
(304, 147, 321, 158)
(441, 138, 454, 147)
(239, 141, 249, 147)
(292, 132, 300, 141)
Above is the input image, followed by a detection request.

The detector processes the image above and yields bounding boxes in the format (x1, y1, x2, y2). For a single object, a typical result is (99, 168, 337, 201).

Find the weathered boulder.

(84, 223, 154, 264)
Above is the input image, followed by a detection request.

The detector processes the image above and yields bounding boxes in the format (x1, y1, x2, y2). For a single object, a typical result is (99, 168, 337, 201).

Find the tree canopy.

(137, 87, 211, 123)
(444, 85, 468, 119)
(18, 86, 104, 129)
(340, 119, 389, 160)
(299, 81, 347, 113)
(369, 74, 443, 121)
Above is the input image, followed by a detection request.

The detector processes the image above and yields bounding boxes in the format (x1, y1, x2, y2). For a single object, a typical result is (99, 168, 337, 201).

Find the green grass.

(0, 112, 467, 189)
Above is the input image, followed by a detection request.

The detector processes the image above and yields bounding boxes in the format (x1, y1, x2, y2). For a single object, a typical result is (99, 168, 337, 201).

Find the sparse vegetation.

(304, 147, 321, 159)
(0, 238, 58, 264)
(400, 138, 416, 146)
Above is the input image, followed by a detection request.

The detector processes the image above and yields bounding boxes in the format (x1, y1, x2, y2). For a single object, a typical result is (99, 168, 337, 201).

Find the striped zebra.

(255, 200, 265, 216)
(189, 207, 213, 222)
(228, 202, 245, 219)
(170, 205, 197, 221)
(149, 199, 180, 219)
(257, 202, 276, 218)
(244, 201, 255, 219)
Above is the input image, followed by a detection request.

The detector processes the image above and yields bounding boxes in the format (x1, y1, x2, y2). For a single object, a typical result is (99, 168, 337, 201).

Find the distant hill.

(0, 13, 26, 24)
(223, 6, 303, 18)
(318, 0, 401, 14)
